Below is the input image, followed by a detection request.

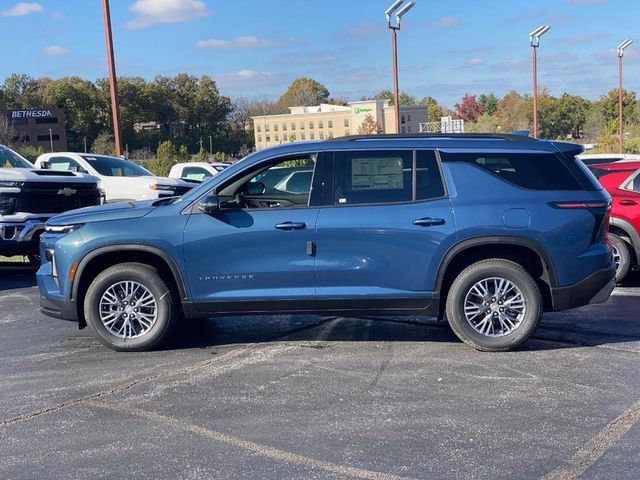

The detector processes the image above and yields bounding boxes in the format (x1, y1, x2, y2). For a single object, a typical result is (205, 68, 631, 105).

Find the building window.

(300, 122, 305, 130)
(257, 125, 261, 132)
(10, 118, 28, 126)
(344, 119, 349, 127)
(37, 134, 60, 141)
(310, 132, 315, 140)
(319, 121, 324, 129)
(408, 126, 412, 133)
(328, 120, 333, 128)
(408, 115, 411, 122)
(283, 123, 287, 131)
(35, 117, 58, 124)
(257, 135, 262, 142)
(266, 135, 271, 142)
(275, 133, 280, 141)
(401, 115, 406, 124)
(345, 130, 349, 136)
(291, 122, 296, 130)
(319, 132, 325, 140)
(265, 124, 270, 132)
(309, 121, 314, 129)
(301, 132, 306, 140)
(401, 126, 406, 133)
(328, 131, 334, 138)
(274, 124, 278, 132)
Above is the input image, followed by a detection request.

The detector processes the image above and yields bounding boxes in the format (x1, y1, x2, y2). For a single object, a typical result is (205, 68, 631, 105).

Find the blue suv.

(37, 134, 616, 352)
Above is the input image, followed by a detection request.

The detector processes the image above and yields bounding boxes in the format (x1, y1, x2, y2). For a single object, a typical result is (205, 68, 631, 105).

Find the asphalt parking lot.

(1, 265, 639, 480)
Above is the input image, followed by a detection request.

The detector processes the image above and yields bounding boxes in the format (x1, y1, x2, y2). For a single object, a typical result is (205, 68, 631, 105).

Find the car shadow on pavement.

(0, 264, 38, 291)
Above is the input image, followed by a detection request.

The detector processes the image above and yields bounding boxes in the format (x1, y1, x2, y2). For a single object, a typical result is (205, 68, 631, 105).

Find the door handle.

(275, 222, 307, 230)
(413, 217, 445, 227)
(619, 199, 638, 206)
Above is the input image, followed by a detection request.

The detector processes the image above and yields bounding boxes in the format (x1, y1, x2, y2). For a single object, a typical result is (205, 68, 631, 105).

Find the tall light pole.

(617, 39, 633, 153)
(101, 0, 122, 157)
(530, 25, 550, 139)
(386, 0, 415, 134)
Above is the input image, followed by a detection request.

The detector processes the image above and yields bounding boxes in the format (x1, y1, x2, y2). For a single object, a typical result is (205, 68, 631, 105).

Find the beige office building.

(251, 99, 427, 150)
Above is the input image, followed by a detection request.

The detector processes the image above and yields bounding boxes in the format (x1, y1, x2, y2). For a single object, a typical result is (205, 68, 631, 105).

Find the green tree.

(91, 133, 116, 156)
(478, 93, 498, 115)
(495, 91, 531, 132)
(42, 77, 104, 151)
(366, 89, 418, 106)
(597, 88, 636, 127)
(278, 78, 330, 110)
(148, 140, 178, 176)
(419, 96, 449, 121)
(1, 74, 47, 108)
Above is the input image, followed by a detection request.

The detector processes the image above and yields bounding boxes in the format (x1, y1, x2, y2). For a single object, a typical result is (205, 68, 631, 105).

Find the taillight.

(549, 201, 610, 209)
(548, 200, 612, 245)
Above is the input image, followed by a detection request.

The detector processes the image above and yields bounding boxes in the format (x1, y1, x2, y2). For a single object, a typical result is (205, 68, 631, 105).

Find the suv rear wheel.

(84, 262, 177, 351)
(445, 259, 543, 352)
(609, 233, 630, 284)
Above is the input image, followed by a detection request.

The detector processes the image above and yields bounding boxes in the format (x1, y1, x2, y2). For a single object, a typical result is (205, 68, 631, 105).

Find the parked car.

(168, 162, 230, 184)
(37, 134, 615, 352)
(0, 144, 100, 259)
(34, 153, 194, 202)
(577, 153, 640, 166)
(588, 161, 640, 283)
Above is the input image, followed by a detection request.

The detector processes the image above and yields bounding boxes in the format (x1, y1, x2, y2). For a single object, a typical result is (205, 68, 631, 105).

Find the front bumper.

(550, 261, 616, 311)
(0, 220, 46, 255)
(40, 294, 78, 322)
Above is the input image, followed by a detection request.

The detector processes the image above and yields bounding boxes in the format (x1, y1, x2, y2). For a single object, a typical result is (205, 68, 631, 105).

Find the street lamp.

(385, 0, 415, 134)
(617, 39, 633, 153)
(530, 25, 550, 139)
(101, 0, 122, 157)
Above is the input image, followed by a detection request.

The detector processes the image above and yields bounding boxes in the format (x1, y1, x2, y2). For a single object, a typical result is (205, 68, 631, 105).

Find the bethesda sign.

(11, 110, 53, 118)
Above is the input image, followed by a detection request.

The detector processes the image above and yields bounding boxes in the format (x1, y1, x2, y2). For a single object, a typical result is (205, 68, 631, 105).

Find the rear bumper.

(550, 261, 616, 311)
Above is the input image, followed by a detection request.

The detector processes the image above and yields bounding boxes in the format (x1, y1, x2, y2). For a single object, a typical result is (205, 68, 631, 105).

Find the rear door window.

(442, 152, 582, 190)
(332, 150, 445, 205)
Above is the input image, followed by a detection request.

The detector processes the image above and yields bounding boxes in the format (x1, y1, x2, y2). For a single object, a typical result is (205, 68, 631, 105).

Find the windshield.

(81, 155, 151, 177)
(0, 145, 34, 168)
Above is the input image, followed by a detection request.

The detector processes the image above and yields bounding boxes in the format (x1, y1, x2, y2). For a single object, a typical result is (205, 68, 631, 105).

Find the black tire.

(609, 233, 630, 285)
(445, 259, 543, 352)
(84, 262, 177, 351)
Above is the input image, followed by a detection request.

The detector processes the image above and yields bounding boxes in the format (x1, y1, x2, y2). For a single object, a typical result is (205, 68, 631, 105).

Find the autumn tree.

(365, 90, 418, 105)
(357, 114, 383, 135)
(495, 91, 531, 132)
(419, 96, 450, 121)
(454, 94, 485, 123)
(278, 78, 330, 110)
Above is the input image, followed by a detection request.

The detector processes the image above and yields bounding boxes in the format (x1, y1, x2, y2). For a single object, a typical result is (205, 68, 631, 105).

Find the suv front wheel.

(445, 259, 543, 352)
(84, 262, 177, 351)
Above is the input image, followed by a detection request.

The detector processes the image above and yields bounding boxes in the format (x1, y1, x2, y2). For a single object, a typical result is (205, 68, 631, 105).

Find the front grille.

(3, 182, 101, 215)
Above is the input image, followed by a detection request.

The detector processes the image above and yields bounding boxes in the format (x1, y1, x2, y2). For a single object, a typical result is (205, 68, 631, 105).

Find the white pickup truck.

(0, 145, 101, 258)
(35, 153, 194, 202)
(168, 162, 230, 183)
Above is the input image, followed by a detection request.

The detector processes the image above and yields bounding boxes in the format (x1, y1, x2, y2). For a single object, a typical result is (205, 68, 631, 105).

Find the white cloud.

(428, 16, 460, 28)
(197, 36, 277, 49)
(126, 0, 209, 29)
(51, 10, 64, 20)
(44, 45, 70, 55)
(466, 58, 485, 67)
(0, 2, 43, 17)
(340, 22, 386, 39)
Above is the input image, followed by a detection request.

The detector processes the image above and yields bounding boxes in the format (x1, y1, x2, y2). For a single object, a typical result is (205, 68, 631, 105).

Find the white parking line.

(542, 399, 640, 480)
(87, 400, 417, 480)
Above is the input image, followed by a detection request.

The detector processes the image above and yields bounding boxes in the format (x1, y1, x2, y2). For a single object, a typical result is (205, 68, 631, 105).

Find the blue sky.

(0, 0, 637, 107)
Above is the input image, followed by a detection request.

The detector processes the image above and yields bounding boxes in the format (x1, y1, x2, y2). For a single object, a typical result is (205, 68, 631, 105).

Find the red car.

(589, 161, 640, 283)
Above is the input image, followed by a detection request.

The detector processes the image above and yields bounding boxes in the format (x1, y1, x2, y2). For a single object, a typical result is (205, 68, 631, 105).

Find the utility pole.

(529, 26, 550, 139)
(101, 0, 122, 157)
(617, 39, 633, 153)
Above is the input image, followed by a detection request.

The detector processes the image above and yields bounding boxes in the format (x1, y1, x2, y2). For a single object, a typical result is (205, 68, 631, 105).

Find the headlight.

(45, 224, 84, 234)
(150, 184, 175, 191)
(0, 181, 23, 188)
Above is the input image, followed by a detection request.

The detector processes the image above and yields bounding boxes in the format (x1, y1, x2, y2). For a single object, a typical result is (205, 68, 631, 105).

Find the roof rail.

(327, 133, 537, 142)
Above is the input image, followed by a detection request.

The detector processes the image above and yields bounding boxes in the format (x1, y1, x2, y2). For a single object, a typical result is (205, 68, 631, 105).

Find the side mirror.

(198, 194, 220, 214)
(246, 181, 266, 195)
